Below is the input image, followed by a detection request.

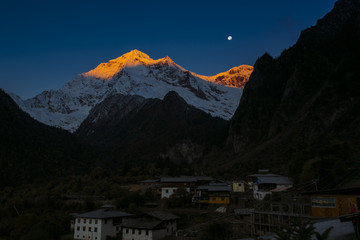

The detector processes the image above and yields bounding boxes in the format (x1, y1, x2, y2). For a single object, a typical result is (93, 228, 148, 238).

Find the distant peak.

(159, 55, 176, 65)
(193, 65, 253, 88)
(81, 50, 252, 88)
(121, 49, 151, 60)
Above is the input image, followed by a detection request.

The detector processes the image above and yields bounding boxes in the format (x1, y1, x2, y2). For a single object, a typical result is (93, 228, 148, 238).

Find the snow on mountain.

(193, 65, 253, 88)
(10, 50, 252, 132)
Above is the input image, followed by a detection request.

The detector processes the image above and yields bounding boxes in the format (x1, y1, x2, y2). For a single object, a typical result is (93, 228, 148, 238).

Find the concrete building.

(73, 205, 132, 240)
(248, 173, 293, 200)
(121, 211, 179, 240)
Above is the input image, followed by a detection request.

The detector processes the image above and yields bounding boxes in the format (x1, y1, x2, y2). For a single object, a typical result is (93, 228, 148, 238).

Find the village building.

(248, 172, 293, 200)
(232, 180, 247, 193)
(159, 176, 196, 198)
(304, 187, 360, 218)
(121, 211, 179, 240)
(193, 182, 232, 205)
(143, 176, 213, 199)
(233, 195, 311, 238)
(73, 205, 132, 240)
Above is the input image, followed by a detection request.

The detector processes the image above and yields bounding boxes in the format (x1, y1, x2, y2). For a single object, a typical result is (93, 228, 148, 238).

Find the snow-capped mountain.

(192, 65, 253, 88)
(10, 50, 253, 132)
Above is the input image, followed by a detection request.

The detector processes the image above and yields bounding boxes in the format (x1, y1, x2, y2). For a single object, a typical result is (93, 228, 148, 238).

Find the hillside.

(76, 91, 228, 168)
(216, 0, 360, 187)
(0, 89, 97, 187)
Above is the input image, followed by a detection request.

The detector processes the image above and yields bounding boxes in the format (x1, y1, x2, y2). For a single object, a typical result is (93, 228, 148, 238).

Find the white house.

(121, 211, 179, 240)
(73, 205, 132, 240)
(248, 173, 293, 200)
(159, 177, 196, 199)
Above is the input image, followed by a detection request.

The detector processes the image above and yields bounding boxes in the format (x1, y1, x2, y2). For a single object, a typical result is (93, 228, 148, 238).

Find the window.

(104, 219, 107, 224)
(95, 219, 98, 224)
(77, 226, 80, 231)
(173, 189, 176, 193)
(83, 219, 86, 224)
(83, 227, 86, 231)
(166, 190, 169, 193)
(89, 219, 92, 224)
(139, 229, 141, 235)
(146, 230, 149, 235)
(77, 219, 80, 223)
(126, 228, 129, 234)
(94, 227, 97, 232)
(132, 229, 135, 234)
(89, 227, 91, 231)
(221, 197, 225, 201)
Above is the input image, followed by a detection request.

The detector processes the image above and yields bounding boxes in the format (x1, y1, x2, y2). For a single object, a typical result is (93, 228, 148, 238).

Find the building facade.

(73, 206, 132, 240)
(193, 183, 232, 205)
(121, 211, 179, 240)
(306, 188, 360, 218)
(248, 173, 293, 200)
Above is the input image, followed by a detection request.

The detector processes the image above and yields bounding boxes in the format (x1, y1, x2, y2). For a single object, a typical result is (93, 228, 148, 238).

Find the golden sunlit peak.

(159, 56, 176, 65)
(83, 50, 176, 80)
(120, 49, 152, 61)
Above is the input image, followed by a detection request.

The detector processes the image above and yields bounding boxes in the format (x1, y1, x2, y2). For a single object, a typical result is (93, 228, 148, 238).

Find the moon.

(228, 36, 232, 40)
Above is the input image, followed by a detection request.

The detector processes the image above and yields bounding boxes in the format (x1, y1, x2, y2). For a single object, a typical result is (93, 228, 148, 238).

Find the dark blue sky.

(1, 0, 337, 99)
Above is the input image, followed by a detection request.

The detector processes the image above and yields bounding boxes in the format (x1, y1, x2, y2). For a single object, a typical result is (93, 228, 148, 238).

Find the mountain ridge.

(218, 0, 360, 185)
(76, 91, 228, 165)
(9, 50, 252, 132)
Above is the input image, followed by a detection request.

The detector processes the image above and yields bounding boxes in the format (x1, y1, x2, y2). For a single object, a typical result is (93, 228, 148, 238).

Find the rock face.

(76, 91, 228, 164)
(225, 0, 360, 185)
(9, 50, 252, 132)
